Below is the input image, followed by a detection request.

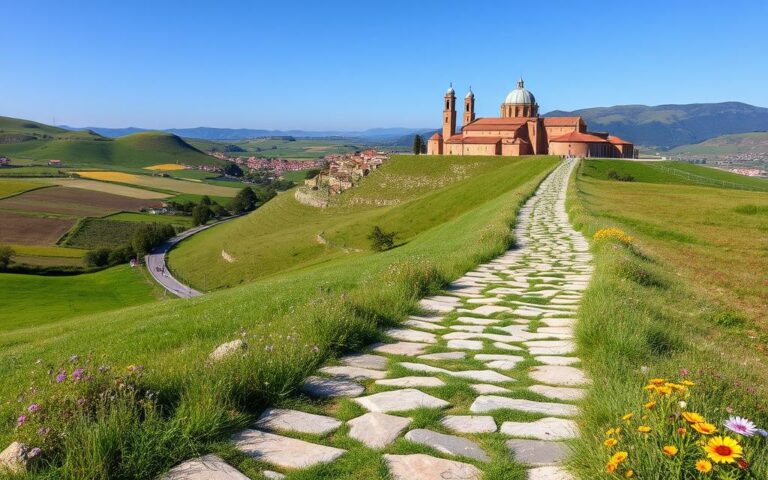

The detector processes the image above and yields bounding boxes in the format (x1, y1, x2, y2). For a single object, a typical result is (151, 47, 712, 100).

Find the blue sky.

(1, 0, 766, 130)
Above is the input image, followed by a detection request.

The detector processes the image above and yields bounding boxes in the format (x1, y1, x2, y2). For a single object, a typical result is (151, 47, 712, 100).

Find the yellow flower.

(704, 436, 743, 464)
(610, 451, 628, 464)
(649, 378, 666, 385)
(695, 459, 713, 473)
(692, 422, 717, 435)
(622, 413, 634, 422)
(682, 380, 695, 386)
(655, 385, 673, 396)
(682, 412, 705, 424)
(604, 438, 618, 447)
(644, 400, 657, 410)
(605, 461, 618, 473)
(606, 428, 616, 436)
(637, 425, 651, 433)
(662, 445, 679, 456)
(625, 470, 634, 478)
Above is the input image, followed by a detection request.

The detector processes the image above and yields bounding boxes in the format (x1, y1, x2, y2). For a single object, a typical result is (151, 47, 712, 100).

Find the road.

(145, 216, 241, 298)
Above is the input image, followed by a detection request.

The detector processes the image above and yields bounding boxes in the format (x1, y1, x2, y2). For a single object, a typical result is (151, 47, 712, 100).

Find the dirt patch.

(0, 186, 162, 217)
(0, 212, 76, 245)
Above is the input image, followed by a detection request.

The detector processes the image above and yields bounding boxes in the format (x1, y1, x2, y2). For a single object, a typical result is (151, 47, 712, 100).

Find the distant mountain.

(669, 131, 768, 156)
(544, 102, 768, 150)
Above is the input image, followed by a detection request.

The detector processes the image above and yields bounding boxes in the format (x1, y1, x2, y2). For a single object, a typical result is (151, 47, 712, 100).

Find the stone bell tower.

(443, 83, 457, 140)
(463, 87, 475, 126)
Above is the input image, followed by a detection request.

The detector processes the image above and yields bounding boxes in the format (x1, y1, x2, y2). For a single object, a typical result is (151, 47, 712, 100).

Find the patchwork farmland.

(75, 171, 241, 197)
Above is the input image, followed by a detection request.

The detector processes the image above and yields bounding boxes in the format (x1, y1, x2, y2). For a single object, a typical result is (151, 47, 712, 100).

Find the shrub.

(594, 227, 634, 245)
(367, 226, 396, 251)
(229, 187, 257, 214)
(0, 244, 14, 270)
(191, 205, 212, 226)
(84, 248, 111, 267)
(608, 169, 635, 182)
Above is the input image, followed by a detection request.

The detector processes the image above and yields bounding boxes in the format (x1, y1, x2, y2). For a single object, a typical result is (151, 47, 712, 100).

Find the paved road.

(145, 216, 241, 298)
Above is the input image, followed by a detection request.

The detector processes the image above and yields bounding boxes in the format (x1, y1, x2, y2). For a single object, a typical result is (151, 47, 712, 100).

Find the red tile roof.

(445, 135, 502, 144)
(543, 117, 582, 126)
(429, 133, 442, 140)
(463, 117, 529, 132)
(607, 135, 632, 145)
(549, 131, 609, 143)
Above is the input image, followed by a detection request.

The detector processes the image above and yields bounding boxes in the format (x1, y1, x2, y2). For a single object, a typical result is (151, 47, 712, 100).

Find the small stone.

(419, 299, 456, 313)
(447, 339, 484, 350)
(354, 388, 450, 412)
(372, 341, 429, 356)
(231, 430, 345, 469)
(399, 362, 448, 374)
(302, 376, 364, 398)
(256, 408, 341, 435)
(459, 305, 512, 316)
(0, 442, 29, 474)
(506, 439, 570, 466)
(442, 415, 497, 433)
(500, 417, 579, 440)
(450, 370, 515, 383)
(386, 329, 438, 344)
(162, 454, 249, 480)
(340, 353, 388, 370)
(209, 339, 246, 362)
(405, 429, 490, 462)
(493, 342, 524, 351)
(450, 325, 486, 333)
(528, 384, 587, 401)
(470, 383, 511, 394)
(418, 352, 466, 360)
(262, 471, 286, 480)
(527, 466, 575, 480)
(486, 360, 521, 370)
(475, 354, 524, 362)
(384, 454, 481, 480)
(529, 366, 589, 386)
(320, 365, 387, 380)
(470, 396, 578, 416)
(455, 316, 500, 326)
(408, 314, 444, 324)
(534, 356, 579, 366)
(376, 376, 446, 388)
(348, 412, 412, 449)
(405, 319, 444, 331)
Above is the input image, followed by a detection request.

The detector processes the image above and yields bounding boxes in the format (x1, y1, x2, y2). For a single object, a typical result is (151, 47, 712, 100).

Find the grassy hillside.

(670, 131, 768, 155)
(0, 154, 556, 479)
(568, 160, 768, 477)
(0, 116, 223, 168)
(170, 155, 556, 289)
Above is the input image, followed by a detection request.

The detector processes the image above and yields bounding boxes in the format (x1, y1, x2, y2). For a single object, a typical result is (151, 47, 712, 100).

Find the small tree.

(192, 204, 212, 226)
(223, 163, 244, 177)
(200, 195, 212, 206)
(0, 245, 14, 270)
(229, 187, 258, 214)
(368, 226, 396, 251)
(412, 135, 423, 155)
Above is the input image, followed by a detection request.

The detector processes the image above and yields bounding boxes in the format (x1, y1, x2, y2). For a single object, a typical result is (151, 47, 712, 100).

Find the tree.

(0, 245, 14, 270)
(223, 163, 244, 177)
(229, 187, 257, 214)
(200, 195, 212, 206)
(367, 226, 396, 251)
(412, 135, 424, 155)
(84, 248, 111, 267)
(192, 204, 212, 226)
(305, 168, 321, 180)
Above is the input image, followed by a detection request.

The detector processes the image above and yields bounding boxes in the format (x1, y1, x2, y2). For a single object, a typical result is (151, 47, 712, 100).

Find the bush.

(0, 245, 14, 270)
(608, 169, 635, 182)
(368, 226, 396, 251)
(191, 205, 212, 226)
(229, 187, 257, 214)
(223, 163, 244, 177)
(84, 248, 111, 267)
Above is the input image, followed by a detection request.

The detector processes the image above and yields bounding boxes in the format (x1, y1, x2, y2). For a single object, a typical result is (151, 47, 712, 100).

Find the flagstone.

(376, 376, 446, 388)
(372, 341, 429, 356)
(450, 325, 487, 333)
(470, 383, 511, 394)
(446, 339, 484, 350)
(529, 366, 589, 386)
(256, 408, 341, 435)
(384, 454, 481, 480)
(418, 351, 466, 360)
(527, 466, 575, 480)
(162, 455, 249, 480)
(404, 319, 444, 331)
(354, 388, 450, 412)
(301, 376, 364, 398)
(459, 305, 512, 316)
(386, 328, 437, 344)
(340, 353, 389, 370)
(505, 439, 569, 466)
(500, 417, 579, 440)
(442, 415, 497, 433)
(470, 396, 578, 416)
(449, 370, 515, 383)
(347, 412, 412, 449)
(528, 384, 587, 401)
(455, 316, 501, 326)
(319, 365, 387, 380)
(408, 314, 444, 323)
(493, 342, 524, 351)
(405, 429, 490, 462)
(534, 356, 579, 366)
(231, 430, 345, 469)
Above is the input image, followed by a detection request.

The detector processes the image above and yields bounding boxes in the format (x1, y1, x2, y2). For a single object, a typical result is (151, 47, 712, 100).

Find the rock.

(372, 341, 429, 356)
(527, 466, 575, 480)
(528, 384, 587, 401)
(486, 360, 522, 370)
(469, 396, 578, 416)
(418, 352, 466, 360)
(493, 342, 524, 351)
(534, 356, 579, 366)
(0, 442, 29, 474)
(470, 383, 511, 394)
(384, 454, 481, 480)
(209, 339, 246, 362)
(408, 314, 444, 324)
(340, 353, 389, 370)
(354, 388, 450, 413)
(262, 471, 286, 480)
(458, 305, 512, 316)
(162, 454, 249, 479)
(319, 365, 387, 380)
(475, 354, 524, 362)
(506, 439, 570, 466)
(256, 408, 341, 435)
(455, 316, 500, 326)
(449, 369, 515, 383)
(442, 415, 497, 433)
(500, 417, 579, 440)
(231, 430, 345, 469)
(399, 362, 449, 374)
(419, 299, 456, 313)
(405, 429, 490, 462)
(347, 412, 412, 448)
(301, 376, 364, 398)
(376, 376, 446, 388)
(450, 325, 486, 333)
(447, 339, 484, 350)
(529, 366, 589, 386)
(404, 319, 443, 331)
(386, 328, 437, 344)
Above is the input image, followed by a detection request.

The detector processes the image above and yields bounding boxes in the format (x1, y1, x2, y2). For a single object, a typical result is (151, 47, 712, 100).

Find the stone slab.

(354, 388, 450, 412)
(469, 396, 578, 416)
(372, 342, 428, 356)
(470, 383, 511, 394)
(319, 365, 387, 380)
(301, 376, 364, 398)
(458, 305, 512, 316)
(529, 366, 589, 386)
(405, 429, 490, 462)
(163, 454, 249, 480)
(418, 352, 466, 361)
(348, 412, 412, 449)
(528, 384, 587, 401)
(256, 408, 342, 435)
(527, 466, 575, 480)
(447, 339, 484, 350)
(456, 316, 501, 326)
(405, 319, 444, 331)
(231, 430, 345, 469)
(442, 415, 497, 433)
(506, 439, 570, 466)
(384, 454, 481, 480)
(209, 339, 246, 362)
(340, 353, 389, 370)
(534, 356, 579, 366)
(450, 369, 515, 383)
(376, 376, 446, 388)
(500, 417, 578, 440)
(386, 328, 437, 344)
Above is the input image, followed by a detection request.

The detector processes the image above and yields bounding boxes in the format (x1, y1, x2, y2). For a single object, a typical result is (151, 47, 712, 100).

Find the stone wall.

(294, 187, 329, 208)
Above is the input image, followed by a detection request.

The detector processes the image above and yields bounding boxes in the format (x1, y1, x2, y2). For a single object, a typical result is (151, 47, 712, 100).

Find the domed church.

(427, 80, 634, 158)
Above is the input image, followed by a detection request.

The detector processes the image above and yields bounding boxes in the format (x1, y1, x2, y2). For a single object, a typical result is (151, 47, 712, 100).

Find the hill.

(669, 131, 768, 156)
(545, 101, 768, 149)
(0, 116, 222, 168)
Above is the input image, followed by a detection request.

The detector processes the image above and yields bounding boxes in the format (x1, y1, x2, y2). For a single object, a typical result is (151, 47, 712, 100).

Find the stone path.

(161, 158, 590, 479)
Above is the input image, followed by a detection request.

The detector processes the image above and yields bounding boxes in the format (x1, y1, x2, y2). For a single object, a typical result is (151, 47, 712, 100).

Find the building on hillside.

(427, 79, 634, 158)
(0, 156, 10, 166)
(47, 159, 62, 167)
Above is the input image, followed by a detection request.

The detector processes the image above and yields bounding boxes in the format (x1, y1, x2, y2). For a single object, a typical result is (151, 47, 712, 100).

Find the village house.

(307, 150, 390, 195)
(47, 159, 62, 167)
(0, 156, 10, 167)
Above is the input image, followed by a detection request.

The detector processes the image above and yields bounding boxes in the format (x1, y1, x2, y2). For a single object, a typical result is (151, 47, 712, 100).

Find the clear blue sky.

(1, 0, 766, 130)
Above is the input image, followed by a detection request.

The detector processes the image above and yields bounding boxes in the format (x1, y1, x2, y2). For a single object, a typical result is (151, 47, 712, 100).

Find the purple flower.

(27, 403, 41, 413)
(679, 368, 689, 376)
(16, 415, 27, 427)
(28, 447, 42, 458)
(55, 370, 67, 383)
(757, 429, 768, 438)
(724, 416, 758, 437)
(71, 368, 85, 381)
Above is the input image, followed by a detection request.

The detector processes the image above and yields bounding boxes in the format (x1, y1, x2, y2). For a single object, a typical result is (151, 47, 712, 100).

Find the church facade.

(427, 80, 634, 158)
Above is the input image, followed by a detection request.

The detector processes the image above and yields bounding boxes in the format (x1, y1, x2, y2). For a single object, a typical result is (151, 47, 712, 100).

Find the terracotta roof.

(543, 117, 582, 126)
(503, 137, 529, 145)
(463, 117, 529, 132)
(607, 135, 632, 145)
(445, 135, 502, 145)
(429, 133, 442, 140)
(549, 131, 609, 143)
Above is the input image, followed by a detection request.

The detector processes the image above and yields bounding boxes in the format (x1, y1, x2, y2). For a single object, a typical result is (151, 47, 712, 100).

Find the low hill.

(0, 116, 222, 168)
(669, 131, 768, 156)
(545, 102, 768, 149)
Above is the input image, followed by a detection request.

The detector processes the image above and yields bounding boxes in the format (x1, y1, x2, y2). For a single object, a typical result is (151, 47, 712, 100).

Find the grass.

(0, 179, 48, 198)
(0, 154, 557, 479)
(7, 245, 87, 258)
(106, 212, 193, 227)
(75, 170, 241, 197)
(0, 166, 66, 177)
(280, 169, 314, 184)
(0, 266, 158, 332)
(567, 159, 768, 478)
(61, 218, 149, 249)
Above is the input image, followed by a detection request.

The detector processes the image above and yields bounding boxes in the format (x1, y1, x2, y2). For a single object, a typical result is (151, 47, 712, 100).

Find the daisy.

(704, 436, 743, 464)
(724, 416, 758, 437)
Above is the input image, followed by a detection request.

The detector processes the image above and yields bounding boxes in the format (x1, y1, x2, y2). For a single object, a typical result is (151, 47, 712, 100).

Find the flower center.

(715, 445, 733, 456)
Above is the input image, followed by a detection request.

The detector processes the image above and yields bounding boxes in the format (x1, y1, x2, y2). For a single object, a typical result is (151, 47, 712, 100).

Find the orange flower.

(644, 400, 657, 410)
(649, 378, 666, 385)
(663, 445, 679, 456)
(605, 461, 618, 473)
(682, 412, 705, 424)
(695, 459, 713, 473)
(692, 422, 717, 435)
(622, 413, 634, 422)
(704, 436, 743, 464)
(610, 451, 628, 464)
(637, 425, 652, 433)
(604, 438, 618, 447)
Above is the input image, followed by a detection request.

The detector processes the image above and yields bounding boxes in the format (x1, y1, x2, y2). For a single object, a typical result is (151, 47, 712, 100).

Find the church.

(427, 80, 634, 158)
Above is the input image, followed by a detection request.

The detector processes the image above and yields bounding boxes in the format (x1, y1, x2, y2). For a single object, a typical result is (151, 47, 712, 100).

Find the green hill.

(669, 131, 768, 155)
(0, 116, 222, 168)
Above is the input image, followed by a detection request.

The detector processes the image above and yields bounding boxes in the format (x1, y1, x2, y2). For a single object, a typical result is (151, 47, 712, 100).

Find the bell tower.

(463, 87, 475, 126)
(443, 83, 456, 140)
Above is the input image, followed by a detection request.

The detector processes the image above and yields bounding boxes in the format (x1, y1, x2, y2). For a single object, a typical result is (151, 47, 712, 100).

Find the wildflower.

(678, 401, 687, 409)
(644, 400, 656, 410)
(736, 458, 750, 470)
(677, 427, 687, 436)
(625, 470, 634, 478)
(77, 398, 86, 407)
(692, 423, 717, 435)
(682, 380, 695, 386)
(704, 436, 743, 464)
(757, 429, 768, 437)
(605, 462, 618, 473)
(604, 438, 618, 447)
(606, 428, 616, 436)
(621, 413, 634, 422)
(724, 416, 758, 437)
(649, 378, 666, 385)
(610, 451, 628, 464)
(71, 368, 85, 381)
(98, 365, 110, 373)
(662, 445, 678, 456)
(695, 459, 713, 473)
(55, 371, 67, 383)
(637, 425, 651, 433)
(28, 447, 42, 459)
(16, 415, 27, 427)
(27, 403, 41, 413)
(682, 412, 705, 424)
(680, 368, 689, 376)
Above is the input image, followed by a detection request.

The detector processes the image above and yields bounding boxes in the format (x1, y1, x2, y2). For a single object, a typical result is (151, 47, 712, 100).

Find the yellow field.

(144, 164, 187, 171)
(40, 178, 170, 199)
(75, 171, 239, 197)
(0, 179, 47, 199)
(9, 245, 88, 258)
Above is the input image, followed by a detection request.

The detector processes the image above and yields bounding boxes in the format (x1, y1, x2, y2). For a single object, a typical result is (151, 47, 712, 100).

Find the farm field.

(39, 177, 171, 199)
(0, 211, 75, 245)
(0, 166, 66, 177)
(62, 218, 150, 249)
(76, 170, 241, 196)
(0, 186, 161, 217)
(0, 179, 47, 198)
(191, 137, 363, 160)
(107, 211, 193, 227)
(144, 163, 187, 171)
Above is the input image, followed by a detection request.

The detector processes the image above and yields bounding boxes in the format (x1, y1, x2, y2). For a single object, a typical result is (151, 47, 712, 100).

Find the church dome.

(504, 78, 535, 105)
(465, 87, 474, 99)
(446, 83, 455, 95)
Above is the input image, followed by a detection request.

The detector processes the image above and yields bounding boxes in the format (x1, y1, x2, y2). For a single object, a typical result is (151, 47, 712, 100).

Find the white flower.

(679, 401, 687, 409)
